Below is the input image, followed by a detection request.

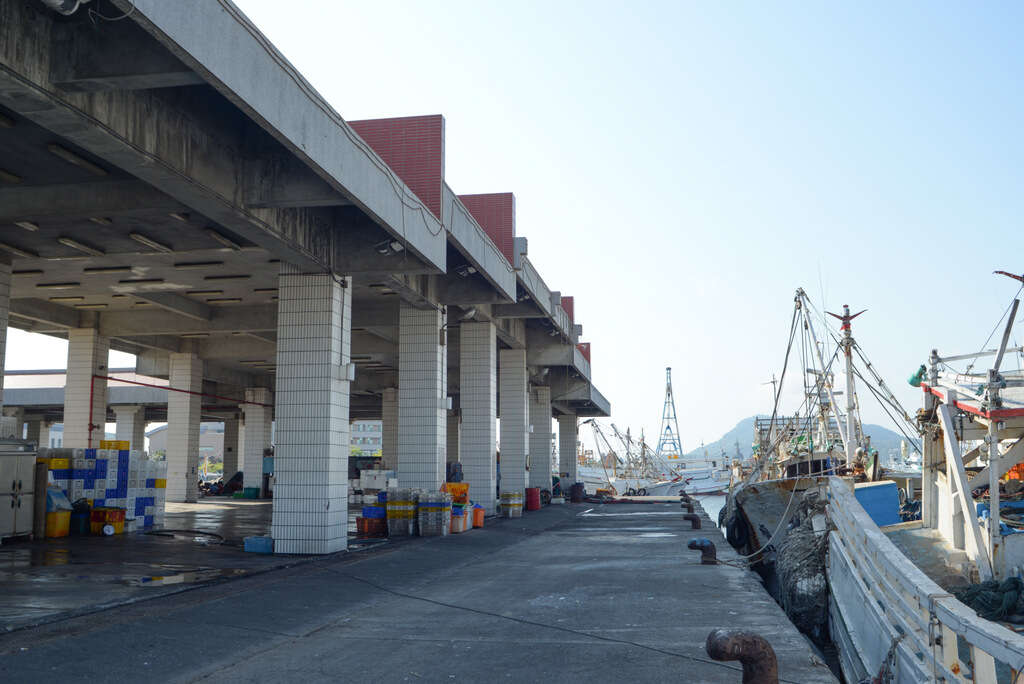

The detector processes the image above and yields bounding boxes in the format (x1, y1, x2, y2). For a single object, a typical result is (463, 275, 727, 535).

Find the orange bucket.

(472, 507, 485, 528)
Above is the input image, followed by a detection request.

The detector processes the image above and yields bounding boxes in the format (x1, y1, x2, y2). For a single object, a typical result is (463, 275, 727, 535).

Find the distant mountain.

(685, 416, 917, 461)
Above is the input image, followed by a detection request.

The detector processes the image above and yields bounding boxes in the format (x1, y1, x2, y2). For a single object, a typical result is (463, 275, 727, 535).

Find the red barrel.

(525, 487, 542, 511)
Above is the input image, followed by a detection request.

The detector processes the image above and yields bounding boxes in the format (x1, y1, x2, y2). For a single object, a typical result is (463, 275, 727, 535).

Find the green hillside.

(684, 416, 917, 460)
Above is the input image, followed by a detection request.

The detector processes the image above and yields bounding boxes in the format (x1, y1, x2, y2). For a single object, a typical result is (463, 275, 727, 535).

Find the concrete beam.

(0, 180, 181, 220)
(9, 298, 81, 329)
(441, 184, 516, 301)
(134, 292, 211, 322)
(49, 14, 203, 92)
(108, 0, 447, 272)
(492, 302, 546, 319)
(245, 153, 351, 209)
(351, 299, 399, 328)
(439, 275, 510, 306)
(98, 304, 276, 336)
(495, 317, 526, 350)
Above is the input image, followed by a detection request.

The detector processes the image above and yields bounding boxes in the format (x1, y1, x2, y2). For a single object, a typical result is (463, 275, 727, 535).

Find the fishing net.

(953, 577, 1024, 622)
(776, 493, 830, 643)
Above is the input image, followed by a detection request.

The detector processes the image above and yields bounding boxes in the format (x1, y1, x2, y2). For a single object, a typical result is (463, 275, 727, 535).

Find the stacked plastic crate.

(40, 447, 167, 529)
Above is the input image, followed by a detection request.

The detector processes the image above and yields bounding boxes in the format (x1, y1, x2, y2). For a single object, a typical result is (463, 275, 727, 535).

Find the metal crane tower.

(655, 367, 683, 461)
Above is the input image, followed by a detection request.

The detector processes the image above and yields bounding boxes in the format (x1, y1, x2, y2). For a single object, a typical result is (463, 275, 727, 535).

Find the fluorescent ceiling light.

(206, 228, 241, 250)
(206, 297, 242, 303)
(180, 333, 209, 338)
(174, 261, 223, 270)
(204, 274, 250, 281)
(186, 290, 223, 297)
(254, 288, 278, 293)
(89, 217, 113, 226)
(49, 296, 84, 303)
(12, 269, 43, 277)
(14, 221, 39, 231)
(0, 169, 22, 184)
(36, 281, 80, 290)
(118, 278, 164, 285)
(57, 236, 104, 257)
(169, 212, 190, 222)
(84, 265, 133, 274)
(129, 232, 173, 254)
(47, 144, 107, 176)
(74, 303, 108, 310)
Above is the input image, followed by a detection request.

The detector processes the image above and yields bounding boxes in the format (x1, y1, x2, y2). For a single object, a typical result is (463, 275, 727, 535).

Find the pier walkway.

(0, 501, 835, 683)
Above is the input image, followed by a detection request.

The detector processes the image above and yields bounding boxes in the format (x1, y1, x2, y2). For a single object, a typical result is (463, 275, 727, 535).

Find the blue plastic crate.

(145, 478, 156, 488)
(362, 505, 386, 519)
(244, 536, 273, 554)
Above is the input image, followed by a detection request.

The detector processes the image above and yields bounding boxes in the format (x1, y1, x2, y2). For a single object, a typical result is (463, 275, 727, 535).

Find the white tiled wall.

(499, 348, 528, 496)
(222, 415, 240, 478)
(167, 353, 202, 503)
(558, 414, 578, 483)
(271, 265, 351, 555)
(381, 387, 398, 470)
(242, 387, 271, 489)
(460, 321, 497, 514)
(63, 328, 109, 448)
(114, 405, 146, 452)
(446, 411, 460, 464)
(529, 386, 553, 489)
(0, 259, 8, 410)
(397, 303, 446, 490)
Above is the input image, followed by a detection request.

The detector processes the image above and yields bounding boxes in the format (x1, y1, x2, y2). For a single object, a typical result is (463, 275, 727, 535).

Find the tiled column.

(271, 266, 351, 555)
(529, 386, 553, 490)
(114, 405, 146, 451)
(166, 353, 202, 503)
(25, 420, 50, 448)
(222, 414, 240, 479)
(397, 303, 446, 491)
(460, 322, 497, 514)
(381, 387, 398, 470)
(499, 349, 528, 498)
(0, 258, 8, 411)
(446, 412, 460, 464)
(63, 328, 109, 448)
(558, 414, 578, 485)
(242, 388, 272, 490)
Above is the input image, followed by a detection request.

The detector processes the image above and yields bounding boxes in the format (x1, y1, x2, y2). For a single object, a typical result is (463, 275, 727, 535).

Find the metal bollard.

(682, 513, 701, 529)
(686, 538, 717, 564)
(705, 629, 778, 684)
(681, 500, 695, 513)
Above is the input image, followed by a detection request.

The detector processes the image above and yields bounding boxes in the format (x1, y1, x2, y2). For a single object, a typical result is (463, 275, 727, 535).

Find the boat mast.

(829, 304, 866, 464)
(796, 289, 851, 455)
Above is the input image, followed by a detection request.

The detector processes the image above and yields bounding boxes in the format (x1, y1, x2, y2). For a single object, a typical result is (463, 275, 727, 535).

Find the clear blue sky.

(8, 1, 1024, 449)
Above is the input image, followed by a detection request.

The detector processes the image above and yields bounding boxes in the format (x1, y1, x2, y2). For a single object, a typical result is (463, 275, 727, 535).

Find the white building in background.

(350, 420, 382, 454)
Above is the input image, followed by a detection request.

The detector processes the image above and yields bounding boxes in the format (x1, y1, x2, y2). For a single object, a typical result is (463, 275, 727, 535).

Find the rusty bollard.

(683, 513, 701, 529)
(681, 499, 695, 513)
(706, 629, 778, 684)
(686, 538, 717, 564)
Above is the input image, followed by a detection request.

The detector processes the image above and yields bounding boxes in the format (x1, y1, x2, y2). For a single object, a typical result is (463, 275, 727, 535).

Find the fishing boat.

(722, 286, 1024, 681)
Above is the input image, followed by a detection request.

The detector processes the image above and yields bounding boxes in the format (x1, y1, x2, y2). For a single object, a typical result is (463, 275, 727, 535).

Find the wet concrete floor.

(0, 499, 835, 683)
(0, 498, 371, 632)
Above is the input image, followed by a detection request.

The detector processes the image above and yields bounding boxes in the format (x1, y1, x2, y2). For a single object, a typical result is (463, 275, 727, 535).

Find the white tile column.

(222, 414, 240, 479)
(63, 328, 109, 448)
(0, 258, 8, 412)
(381, 387, 398, 470)
(529, 386, 553, 490)
(446, 411, 460, 464)
(167, 353, 202, 503)
(25, 420, 50, 448)
(271, 266, 351, 555)
(397, 303, 446, 491)
(558, 414, 578, 485)
(2, 407, 24, 439)
(114, 405, 147, 451)
(460, 322, 497, 514)
(499, 349, 529, 498)
(242, 388, 272, 490)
